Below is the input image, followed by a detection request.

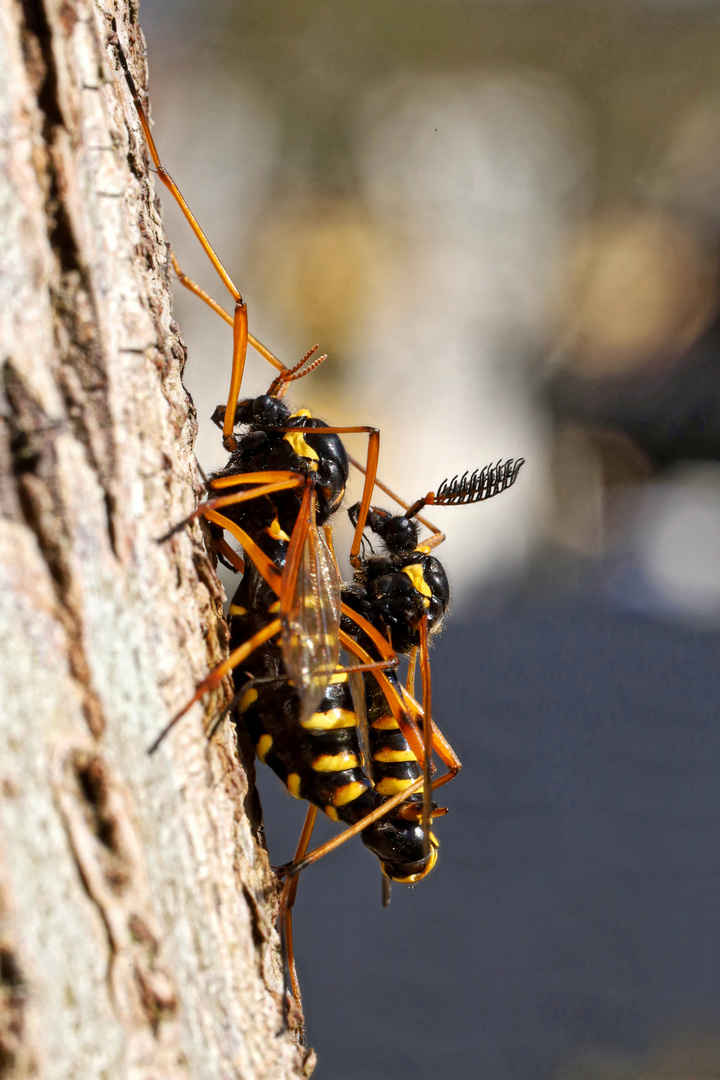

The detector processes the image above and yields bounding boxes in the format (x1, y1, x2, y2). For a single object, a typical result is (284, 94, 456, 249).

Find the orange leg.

(345, 452, 446, 552)
(215, 537, 245, 574)
(207, 469, 305, 490)
(111, 30, 250, 449)
(160, 475, 305, 541)
(280, 804, 318, 1012)
(148, 618, 282, 753)
(171, 253, 285, 373)
(204, 508, 282, 592)
(112, 29, 242, 305)
(224, 304, 250, 451)
(276, 774, 426, 883)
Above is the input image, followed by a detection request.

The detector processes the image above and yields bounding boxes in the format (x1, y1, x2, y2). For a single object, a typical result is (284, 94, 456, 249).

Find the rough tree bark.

(0, 1, 310, 1076)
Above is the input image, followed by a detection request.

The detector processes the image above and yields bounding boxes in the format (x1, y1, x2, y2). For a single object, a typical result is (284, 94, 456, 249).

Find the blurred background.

(139, 1, 720, 1076)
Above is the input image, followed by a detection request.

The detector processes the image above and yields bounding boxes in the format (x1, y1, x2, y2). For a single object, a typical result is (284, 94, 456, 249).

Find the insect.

(110, 25, 522, 1025)
(343, 456, 525, 848)
(273, 462, 527, 987)
(110, 28, 395, 720)
(226, 554, 441, 1004)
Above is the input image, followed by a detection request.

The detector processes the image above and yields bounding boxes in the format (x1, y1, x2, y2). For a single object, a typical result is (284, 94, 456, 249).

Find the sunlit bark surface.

(0, 1, 309, 1075)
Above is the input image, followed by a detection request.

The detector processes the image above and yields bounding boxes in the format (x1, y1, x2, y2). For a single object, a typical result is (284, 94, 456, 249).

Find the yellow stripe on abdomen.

(311, 752, 360, 772)
(370, 714, 399, 730)
(301, 707, 358, 731)
(372, 747, 417, 763)
(375, 776, 418, 797)
(332, 780, 371, 807)
(287, 773, 302, 799)
(237, 688, 258, 714)
(256, 734, 272, 762)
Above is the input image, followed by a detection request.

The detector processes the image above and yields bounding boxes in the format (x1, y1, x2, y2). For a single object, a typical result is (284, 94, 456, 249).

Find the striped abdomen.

(229, 567, 375, 824)
(230, 567, 436, 881)
(365, 668, 424, 799)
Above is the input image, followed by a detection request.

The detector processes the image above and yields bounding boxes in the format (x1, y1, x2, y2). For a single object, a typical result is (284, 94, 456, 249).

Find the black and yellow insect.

(343, 457, 525, 854)
(110, 25, 523, 1023)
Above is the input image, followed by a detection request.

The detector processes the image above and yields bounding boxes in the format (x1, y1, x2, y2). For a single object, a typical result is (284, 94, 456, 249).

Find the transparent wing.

(282, 515, 342, 720)
(349, 666, 370, 772)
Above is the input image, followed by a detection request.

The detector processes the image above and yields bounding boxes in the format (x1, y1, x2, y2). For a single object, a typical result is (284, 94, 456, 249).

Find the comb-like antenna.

(268, 345, 327, 397)
(432, 457, 525, 507)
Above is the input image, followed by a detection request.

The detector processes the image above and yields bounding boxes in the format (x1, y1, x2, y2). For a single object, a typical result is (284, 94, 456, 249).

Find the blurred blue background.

(138, 1, 720, 1075)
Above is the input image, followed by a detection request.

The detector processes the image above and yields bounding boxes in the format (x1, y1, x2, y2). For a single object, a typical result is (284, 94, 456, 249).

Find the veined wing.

(349, 666, 370, 773)
(281, 491, 342, 720)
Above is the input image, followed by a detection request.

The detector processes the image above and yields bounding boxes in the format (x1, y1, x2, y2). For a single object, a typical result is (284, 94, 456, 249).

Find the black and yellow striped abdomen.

(238, 669, 376, 823)
(230, 565, 436, 882)
(229, 567, 376, 824)
(364, 668, 423, 799)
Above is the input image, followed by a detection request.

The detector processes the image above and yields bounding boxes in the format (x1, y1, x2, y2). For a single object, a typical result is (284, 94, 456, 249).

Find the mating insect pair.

(150, 353, 522, 1004)
(111, 25, 524, 1013)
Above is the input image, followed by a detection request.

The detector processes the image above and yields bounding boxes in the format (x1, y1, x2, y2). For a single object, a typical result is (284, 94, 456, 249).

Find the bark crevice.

(0, 0, 308, 1074)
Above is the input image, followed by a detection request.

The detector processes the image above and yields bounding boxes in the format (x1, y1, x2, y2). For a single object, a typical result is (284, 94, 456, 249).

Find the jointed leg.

(280, 804, 318, 1010)
(111, 26, 242, 307)
(405, 647, 418, 697)
(419, 617, 434, 848)
(276, 774, 426, 882)
(148, 618, 282, 753)
(171, 253, 284, 372)
(111, 30, 251, 449)
(345, 452, 446, 551)
(160, 472, 306, 541)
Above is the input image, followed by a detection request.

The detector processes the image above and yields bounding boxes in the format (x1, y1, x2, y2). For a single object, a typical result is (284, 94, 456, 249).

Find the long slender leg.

(405, 647, 418, 696)
(224, 304, 250, 451)
(280, 804, 318, 1010)
(148, 618, 282, 753)
(111, 29, 242, 306)
(161, 473, 305, 540)
(208, 470, 305, 490)
(111, 31, 251, 449)
(345, 452, 446, 550)
(171, 253, 285, 372)
(418, 616, 433, 850)
(203, 510, 282, 592)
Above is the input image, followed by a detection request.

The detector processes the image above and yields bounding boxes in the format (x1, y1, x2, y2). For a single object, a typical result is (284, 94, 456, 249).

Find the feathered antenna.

(433, 458, 525, 506)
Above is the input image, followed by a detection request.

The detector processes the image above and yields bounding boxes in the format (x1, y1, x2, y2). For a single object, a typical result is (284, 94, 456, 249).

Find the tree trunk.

(0, 1, 310, 1076)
